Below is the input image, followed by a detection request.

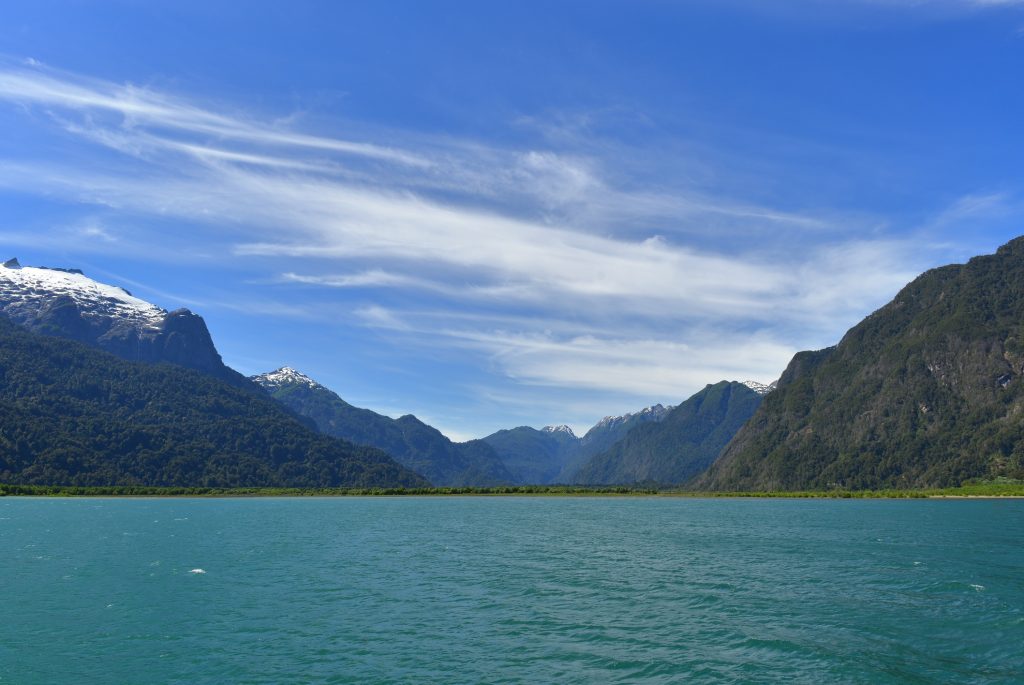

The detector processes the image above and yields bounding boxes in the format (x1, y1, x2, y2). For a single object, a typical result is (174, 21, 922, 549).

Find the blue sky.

(1, 0, 1024, 439)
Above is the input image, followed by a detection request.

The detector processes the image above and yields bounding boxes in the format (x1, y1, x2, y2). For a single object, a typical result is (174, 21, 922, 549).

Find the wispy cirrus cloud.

(0, 65, 429, 167)
(0, 60, 1006, 418)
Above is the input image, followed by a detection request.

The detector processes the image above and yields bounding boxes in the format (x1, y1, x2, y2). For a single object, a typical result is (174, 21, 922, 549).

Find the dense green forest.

(0, 318, 427, 488)
(702, 237, 1024, 491)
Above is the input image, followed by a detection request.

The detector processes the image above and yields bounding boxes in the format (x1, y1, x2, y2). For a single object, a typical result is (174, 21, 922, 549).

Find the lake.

(1, 497, 1022, 683)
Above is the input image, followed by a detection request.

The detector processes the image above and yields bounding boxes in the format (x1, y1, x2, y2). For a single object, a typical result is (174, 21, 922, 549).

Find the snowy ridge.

(742, 380, 777, 395)
(251, 367, 323, 392)
(0, 258, 166, 330)
(592, 403, 674, 432)
(542, 424, 577, 438)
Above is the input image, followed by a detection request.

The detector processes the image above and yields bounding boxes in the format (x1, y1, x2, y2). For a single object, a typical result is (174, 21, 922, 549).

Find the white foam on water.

(970, 584, 985, 592)
(189, 568, 206, 574)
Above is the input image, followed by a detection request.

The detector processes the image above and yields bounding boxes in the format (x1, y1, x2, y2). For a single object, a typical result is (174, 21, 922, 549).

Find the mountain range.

(251, 367, 514, 487)
(6, 236, 1024, 492)
(480, 404, 677, 484)
(0, 259, 425, 488)
(249, 367, 731, 487)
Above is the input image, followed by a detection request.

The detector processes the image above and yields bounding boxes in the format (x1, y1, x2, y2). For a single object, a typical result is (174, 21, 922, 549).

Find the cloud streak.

(0, 62, 991, 410)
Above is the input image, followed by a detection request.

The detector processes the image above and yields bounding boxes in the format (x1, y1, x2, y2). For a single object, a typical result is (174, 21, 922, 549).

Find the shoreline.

(3, 485, 1024, 499)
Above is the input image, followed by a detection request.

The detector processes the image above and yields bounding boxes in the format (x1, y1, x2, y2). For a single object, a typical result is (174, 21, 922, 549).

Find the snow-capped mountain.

(541, 424, 577, 438)
(0, 257, 235, 382)
(741, 380, 778, 396)
(0, 258, 165, 329)
(252, 366, 323, 392)
(589, 403, 675, 433)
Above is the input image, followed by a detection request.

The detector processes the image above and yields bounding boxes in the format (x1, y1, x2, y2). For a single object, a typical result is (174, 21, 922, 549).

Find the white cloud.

(0, 64, 1003, 408)
(0, 65, 429, 167)
(442, 329, 797, 397)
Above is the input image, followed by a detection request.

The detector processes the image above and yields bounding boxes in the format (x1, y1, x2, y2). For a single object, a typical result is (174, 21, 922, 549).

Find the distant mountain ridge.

(572, 382, 762, 485)
(482, 403, 676, 484)
(481, 426, 578, 484)
(700, 236, 1024, 491)
(588, 404, 674, 434)
(252, 367, 514, 487)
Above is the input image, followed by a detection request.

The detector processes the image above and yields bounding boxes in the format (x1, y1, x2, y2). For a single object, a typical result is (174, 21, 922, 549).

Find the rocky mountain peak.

(251, 366, 323, 391)
(542, 424, 577, 438)
(592, 403, 674, 431)
(741, 380, 778, 395)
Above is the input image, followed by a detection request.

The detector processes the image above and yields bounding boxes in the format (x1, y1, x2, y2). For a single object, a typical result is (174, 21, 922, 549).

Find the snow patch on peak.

(593, 403, 674, 431)
(542, 424, 577, 438)
(0, 260, 166, 329)
(742, 380, 777, 395)
(251, 366, 323, 391)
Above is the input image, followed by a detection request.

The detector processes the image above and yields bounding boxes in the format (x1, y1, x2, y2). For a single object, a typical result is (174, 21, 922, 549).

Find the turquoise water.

(1, 498, 1022, 684)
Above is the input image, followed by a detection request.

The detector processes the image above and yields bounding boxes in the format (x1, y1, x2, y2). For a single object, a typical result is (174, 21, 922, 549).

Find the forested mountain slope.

(700, 237, 1024, 491)
(0, 319, 427, 488)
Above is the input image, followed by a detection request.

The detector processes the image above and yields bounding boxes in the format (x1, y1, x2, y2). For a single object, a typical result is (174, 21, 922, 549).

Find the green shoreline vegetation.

(2, 480, 1022, 498)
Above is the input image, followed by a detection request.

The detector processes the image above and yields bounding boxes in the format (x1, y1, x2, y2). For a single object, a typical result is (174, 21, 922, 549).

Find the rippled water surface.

(1, 497, 1022, 684)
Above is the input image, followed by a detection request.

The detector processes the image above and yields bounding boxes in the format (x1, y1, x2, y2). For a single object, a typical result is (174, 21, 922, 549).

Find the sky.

(1, 1, 1024, 440)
